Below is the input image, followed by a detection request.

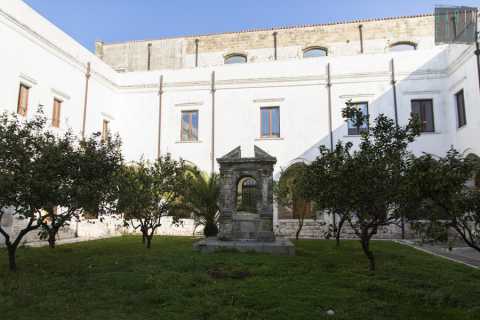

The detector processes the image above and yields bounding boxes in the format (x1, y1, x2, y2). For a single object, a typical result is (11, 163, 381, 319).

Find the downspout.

(273, 32, 278, 61)
(195, 39, 199, 67)
(211, 71, 216, 174)
(358, 24, 364, 54)
(390, 59, 399, 126)
(326, 63, 333, 150)
(81, 62, 91, 139)
(157, 75, 164, 159)
(475, 31, 480, 93)
(147, 43, 152, 71)
(390, 58, 404, 239)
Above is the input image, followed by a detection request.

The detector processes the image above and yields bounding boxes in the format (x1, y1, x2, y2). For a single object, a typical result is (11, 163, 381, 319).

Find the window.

(456, 90, 467, 128)
(303, 47, 328, 58)
(260, 107, 280, 138)
(17, 84, 30, 116)
(181, 110, 198, 141)
(389, 41, 417, 52)
(224, 54, 247, 64)
(101, 119, 109, 140)
(347, 102, 369, 136)
(411, 99, 435, 133)
(52, 99, 62, 128)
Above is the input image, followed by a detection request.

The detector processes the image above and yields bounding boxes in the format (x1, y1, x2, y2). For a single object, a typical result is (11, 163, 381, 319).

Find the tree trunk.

(360, 237, 375, 272)
(48, 229, 57, 249)
(401, 214, 406, 240)
(146, 235, 152, 249)
(335, 218, 346, 247)
(7, 246, 17, 272)
(296, 219, 304, 240)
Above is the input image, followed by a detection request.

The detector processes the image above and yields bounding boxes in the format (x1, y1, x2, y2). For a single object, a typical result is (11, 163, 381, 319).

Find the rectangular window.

(260, 107, 280, 138)
(181, 110, 198, 141)
(52, 99, 62, 128)
(347, 102, 369, 136)
(456, 90, 467, 128)
(101, 119, 109, 140)
(411, 99, 435, 133)
(17, 84, 30, 116)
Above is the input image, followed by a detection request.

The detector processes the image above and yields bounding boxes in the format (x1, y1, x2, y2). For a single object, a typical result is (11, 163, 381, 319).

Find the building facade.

(1, 0, 479, 242)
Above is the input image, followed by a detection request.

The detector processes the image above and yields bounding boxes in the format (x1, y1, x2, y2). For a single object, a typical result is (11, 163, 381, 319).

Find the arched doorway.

(277, 163, 313, 220)
(236, 177, 257, 213)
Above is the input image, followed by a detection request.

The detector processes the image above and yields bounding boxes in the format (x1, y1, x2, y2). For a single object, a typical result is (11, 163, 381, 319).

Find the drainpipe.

(157, 75, 164, 159)
(273, 32, 278, 61)
(390, 59, 399, 126)
(358, 24, 364, 54)
(326, 63, 333, 151)
(81, 62, 91, 139)
(195, 39, 200, 67)
(475, 31, 480, 93)
(211, 71, 216, 174)
(147, 43, 152, 71)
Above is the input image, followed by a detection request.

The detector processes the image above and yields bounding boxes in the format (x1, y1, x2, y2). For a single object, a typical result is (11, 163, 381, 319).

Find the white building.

(0, 0, 479, 241)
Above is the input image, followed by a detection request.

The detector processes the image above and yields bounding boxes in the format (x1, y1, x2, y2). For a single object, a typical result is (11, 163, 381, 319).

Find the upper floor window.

(389, 41, 417, 52)
(411, 99, 435, 133)
(101, 119, 110, 141)
(303, 47, 328, 58)
(456, 90, 467, 128)
(181, 110, 199, 141)
(52, 98, 62, 128)
(260, 107, 280, 138)
(224, 53, 247, 64)
(347, 102, 369, 136)
(17, 84, 30, 116)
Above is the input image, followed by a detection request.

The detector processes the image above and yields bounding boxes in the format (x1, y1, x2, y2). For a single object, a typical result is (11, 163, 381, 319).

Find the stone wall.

(97, 14, 435, 72)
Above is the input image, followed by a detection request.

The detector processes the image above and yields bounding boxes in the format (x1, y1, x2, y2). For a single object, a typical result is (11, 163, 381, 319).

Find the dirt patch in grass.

(207, 263, 252, 280)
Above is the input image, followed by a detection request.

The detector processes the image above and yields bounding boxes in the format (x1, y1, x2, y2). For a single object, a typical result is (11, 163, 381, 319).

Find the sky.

(23, 0, 480, 52)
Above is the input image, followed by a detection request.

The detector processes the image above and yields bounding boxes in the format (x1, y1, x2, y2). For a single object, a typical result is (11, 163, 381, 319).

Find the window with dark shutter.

(411, 99, 435, 133)
(456, 90, 467, 128)
(17, 84, 30, 116)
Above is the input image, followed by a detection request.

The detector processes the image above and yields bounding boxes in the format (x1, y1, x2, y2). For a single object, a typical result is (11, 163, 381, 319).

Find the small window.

(389, 42, 417, 52)
(17, 84, 30, 116)
(260, 107, 280, 138)
(411, 99, 435, 133)
(303, 47, 328, 58)
(181, 110, 199, 141)
(52, 99, 62, 128)
(224, 54, 247, 64)
(456, 90, 467, 128)
(101, 119, 109, 140)
(347, 102, 369, 136)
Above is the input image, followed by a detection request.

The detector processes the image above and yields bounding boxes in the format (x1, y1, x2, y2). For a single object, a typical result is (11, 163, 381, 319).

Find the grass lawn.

(1, 237, 479, 320)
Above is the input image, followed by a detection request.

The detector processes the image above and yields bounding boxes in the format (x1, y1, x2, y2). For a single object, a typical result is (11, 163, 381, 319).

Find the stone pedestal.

(194, 146, 294, 256)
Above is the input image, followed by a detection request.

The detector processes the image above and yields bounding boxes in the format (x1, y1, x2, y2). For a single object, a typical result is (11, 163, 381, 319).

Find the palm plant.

(175, 167, 221, 237)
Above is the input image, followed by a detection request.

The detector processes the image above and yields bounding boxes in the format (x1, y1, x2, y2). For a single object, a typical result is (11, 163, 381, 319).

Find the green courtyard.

(0, 237, 479, 320)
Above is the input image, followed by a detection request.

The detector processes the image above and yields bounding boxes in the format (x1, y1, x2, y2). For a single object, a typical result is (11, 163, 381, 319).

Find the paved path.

(397, 240, 480, 269)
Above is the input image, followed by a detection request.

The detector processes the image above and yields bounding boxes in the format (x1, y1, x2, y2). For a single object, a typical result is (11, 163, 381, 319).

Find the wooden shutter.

(17, 84, 29, 116)
(52, 99, 62, 128)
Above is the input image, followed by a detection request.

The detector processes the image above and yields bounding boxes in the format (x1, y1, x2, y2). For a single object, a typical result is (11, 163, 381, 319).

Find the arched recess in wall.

(224, 53, 248, 64)
(236, 176, 257, 213)
(389, 41, 417, 52)
(303, 46, 328, 58)
(277, 163, 314, 220)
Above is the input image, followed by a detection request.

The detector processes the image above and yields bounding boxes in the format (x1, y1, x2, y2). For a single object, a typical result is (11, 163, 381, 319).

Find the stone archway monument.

(194, 146, 295, 255)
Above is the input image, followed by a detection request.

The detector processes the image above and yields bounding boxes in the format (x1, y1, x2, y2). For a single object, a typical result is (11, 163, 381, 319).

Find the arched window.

(237, 177, 257, 213)
(303, 47, 328, 58)
(389, 41, 417, 52)
(224, 53, 247, 64)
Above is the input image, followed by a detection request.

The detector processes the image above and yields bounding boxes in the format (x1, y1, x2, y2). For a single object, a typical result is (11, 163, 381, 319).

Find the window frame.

(411, 99, 435, 133)
(17, 83, 30, 116)
(260, 106, 280, 138)
(101, 119, 110, 141)
(302, 46, 329, 58)
(347, 102, 369, 136)
(52, 98, 62, 128)
(389, 41, 418, 52)
(455, 89, 467, 129)
(180, 110, 199, 142)
(224, 53, 248, 65)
